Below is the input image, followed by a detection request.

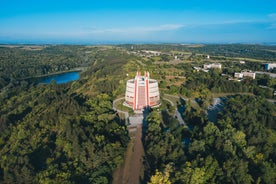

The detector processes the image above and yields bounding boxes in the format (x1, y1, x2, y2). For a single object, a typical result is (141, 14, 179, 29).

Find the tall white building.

(125, 71, 160, 110)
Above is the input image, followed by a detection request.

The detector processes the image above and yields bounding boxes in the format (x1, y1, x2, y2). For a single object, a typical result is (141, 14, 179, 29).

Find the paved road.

(256, 71, 276, 78)
(163, 97, 174, 106)
(165, 94, 226, 122)
(163, 95, 187, 127)
(113, 125, 144, 184)
(174, 110, 186, 125)
(267, 99, 276, 104)
(113, 97, 129, 124)
(128, 125, 144, 184)
(128, 115, 144, 126)
(207, 98, 225, 123)
(113, 97, 145, 126)
(164, 93, 197, 104)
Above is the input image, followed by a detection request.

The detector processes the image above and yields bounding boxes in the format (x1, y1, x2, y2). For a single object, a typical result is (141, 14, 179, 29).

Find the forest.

(0, 45, 102, 90)
(158, 64, 276, 100)
(0, 46, 131, 183)
(145, 95, 276, 184)
(0, 44, 275, 183)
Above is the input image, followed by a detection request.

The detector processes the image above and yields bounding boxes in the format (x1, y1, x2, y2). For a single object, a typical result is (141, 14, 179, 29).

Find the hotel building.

(125, 71, 160, 110)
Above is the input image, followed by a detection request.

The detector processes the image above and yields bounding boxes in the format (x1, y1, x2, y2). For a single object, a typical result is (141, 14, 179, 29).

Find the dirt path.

(113, 125, 144, 184)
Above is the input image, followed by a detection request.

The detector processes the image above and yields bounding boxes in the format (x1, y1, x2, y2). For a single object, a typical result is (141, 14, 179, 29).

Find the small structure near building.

(193, 66, 209, 72)
(242, 71, 256, 79)
(239, 60, 245, 64)
(234, 72, 244, 79)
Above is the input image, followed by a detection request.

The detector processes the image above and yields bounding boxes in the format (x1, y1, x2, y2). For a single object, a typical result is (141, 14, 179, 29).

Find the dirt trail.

(113, 124, 144, 184)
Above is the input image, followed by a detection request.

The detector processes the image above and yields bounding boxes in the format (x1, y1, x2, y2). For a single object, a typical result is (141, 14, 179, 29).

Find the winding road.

(113, 97, 129, 124)
(163, 95, 187, 127)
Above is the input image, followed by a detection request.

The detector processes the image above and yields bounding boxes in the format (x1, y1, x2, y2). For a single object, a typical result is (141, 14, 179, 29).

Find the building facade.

(264, 63, 276, 70)
(234, 72, 243, 78)
(125, 71, 160, 110)
(203, 63, 222, 70)
(234, 71, 256, 79)
(242, 71, 256, 79)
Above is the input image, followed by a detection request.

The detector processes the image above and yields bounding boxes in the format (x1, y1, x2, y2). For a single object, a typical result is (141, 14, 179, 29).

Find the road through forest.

(113, 124, 144, 184)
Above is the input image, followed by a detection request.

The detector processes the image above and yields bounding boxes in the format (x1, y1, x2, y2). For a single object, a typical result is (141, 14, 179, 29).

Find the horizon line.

(1, 41, 276, 46)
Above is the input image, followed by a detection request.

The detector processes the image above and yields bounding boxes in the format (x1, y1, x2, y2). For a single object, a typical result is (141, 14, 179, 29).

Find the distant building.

(125, 71, 160, 110)
(193, 66, 202, 72)
(234, 72, 244, 78)
(234, 71, 256, 79)
(203, 63, 222, 70)
(193, 66, 209, 72)
(141, 50, 161, 56)
(242, 71, 256, 79)
(264, 63, 276, 70)
(239, 60, 245, 64)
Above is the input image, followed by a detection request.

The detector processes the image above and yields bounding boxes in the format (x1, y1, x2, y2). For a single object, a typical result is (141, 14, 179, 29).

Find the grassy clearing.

(114, 98, 134, 115)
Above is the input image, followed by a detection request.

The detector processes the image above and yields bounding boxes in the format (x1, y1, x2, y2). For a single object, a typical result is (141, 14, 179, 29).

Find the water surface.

(40, 71, 80, 84)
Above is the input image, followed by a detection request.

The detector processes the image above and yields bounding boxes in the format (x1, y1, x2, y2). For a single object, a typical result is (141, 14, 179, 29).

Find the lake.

(40, 71, 80, 84)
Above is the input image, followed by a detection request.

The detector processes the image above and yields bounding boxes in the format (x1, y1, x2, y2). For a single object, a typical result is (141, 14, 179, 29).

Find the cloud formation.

(84, 24, 185, 35)
(268, 13, 276, 19)
(267, 13, 276, 29)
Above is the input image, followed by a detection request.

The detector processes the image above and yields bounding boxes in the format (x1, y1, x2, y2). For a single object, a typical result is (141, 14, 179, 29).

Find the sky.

(0, 0, 276, 44)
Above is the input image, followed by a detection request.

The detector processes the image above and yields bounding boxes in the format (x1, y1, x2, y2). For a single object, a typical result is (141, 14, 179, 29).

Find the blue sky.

(0, 0, 276, 43)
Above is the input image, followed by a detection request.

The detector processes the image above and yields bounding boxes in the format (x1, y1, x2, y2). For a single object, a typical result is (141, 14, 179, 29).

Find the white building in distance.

(264, 63, 276, 70)
(141, 50, 161, 56)
(234, 71, 256, 79)
(234, 73, 244, 78)
(203, 63, 222, 70)
(242, 71, 256, 79)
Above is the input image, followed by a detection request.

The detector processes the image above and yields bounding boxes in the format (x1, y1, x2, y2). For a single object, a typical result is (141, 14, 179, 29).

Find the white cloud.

(268, 13, 276, 19)
(266, 13, 276, 29)
(267, 23, 276, 29)
(83, 24, 185, 35)
(188, 19, 266, 28)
